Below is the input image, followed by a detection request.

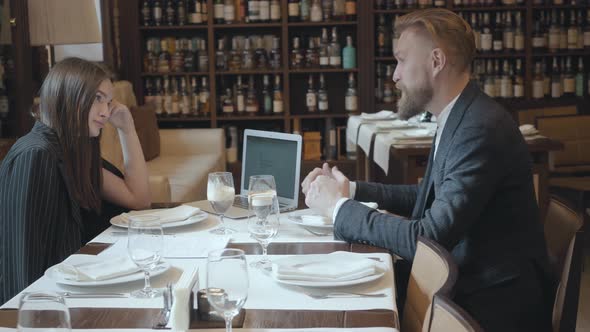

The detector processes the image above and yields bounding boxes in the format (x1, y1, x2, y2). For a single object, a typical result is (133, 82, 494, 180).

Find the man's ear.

(431, 48, 446, 78)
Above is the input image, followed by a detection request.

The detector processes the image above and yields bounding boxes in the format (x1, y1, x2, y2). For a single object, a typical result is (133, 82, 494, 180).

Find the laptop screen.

(242, 135, 299, 200)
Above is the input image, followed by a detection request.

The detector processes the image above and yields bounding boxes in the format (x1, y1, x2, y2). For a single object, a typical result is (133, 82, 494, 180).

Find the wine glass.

(248, 175, 276, 194)
(127, 215, 163, 298)
(207, 249, 249, 332)
(247, 191, 279, 269)
(17, 292, 71, 332)
(207, 172, 236, 235)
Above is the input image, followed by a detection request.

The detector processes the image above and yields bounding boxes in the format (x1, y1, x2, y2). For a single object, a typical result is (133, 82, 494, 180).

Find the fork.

(305, 292, 387, 299)
(152, 284, 172, 329)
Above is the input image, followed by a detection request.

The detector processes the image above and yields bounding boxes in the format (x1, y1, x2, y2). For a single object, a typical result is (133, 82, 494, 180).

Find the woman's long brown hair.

(39, 57, 111, 212)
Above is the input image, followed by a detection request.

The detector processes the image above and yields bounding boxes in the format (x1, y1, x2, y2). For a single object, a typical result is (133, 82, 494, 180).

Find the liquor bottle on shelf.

(548, 10, 560, 52)
(310, 0, 323, 22)
(493, 60, 501, 99)
(300, 0, 310, 21)
(499, 60, 513, 99)
(291, 37, 304, 69)
(236, 75, 246, 113)
(199, 76, 211, 115)
(318, 73, 329, 112)
(154, 78, 163, 115)
(376, 14, 391, 57)
(248, 0, 260, 23)
(575, 57, 584, 97)
(163, 76, 172, 115)
(563, 56, 575, 96)
(158, 39, 171, 73)
(288, 0, 300, 22)
(270, 0, 281, 22)
(171, 40, 184, 72)
(333, 0, 346, 21)
(144, 39, 158, 73)
(532, 20, 546, 51)
(391, 15, 400, 55)
(319, 28, 330, 67)
(184, 39, 196, 72)
(245, 75, 259, 114)
(383, 65, 394, 104)
(141, 0, 151, 26)
(153, 0, 163, 26)
(514, 12, 525, 52)
(503, 12, 514, 52)
(576, 10, 584, 49)
(273, 75, 283, 114)
(224, 0, 235, 24)
(305, 38, 320, 68)
(329, 28, 341, 68)
(533, 62, 545, 99)
(262, 75, 273, 114)
(191, 77, 200, 115)
(202, 0, 208, 23)
(480, 13, 492, 53)
(306, 75, 318, 112)
(483, 61, 495, 97)
(229, 38, 242, 71)
(171, 78, 180, 116)
(375, 63, 384, 102)
(470, 13, 480, 52)
(222, 88, 235, 114)
(165, 0, 175, 25)
(198, 39, 209, 72)
(180, 77, 191, 115)
(322, 0, 333, 21)
(559, 10, 567, 51)
(551, 57, 562, 98)
(434, 0, 445, 7)
(259, 0, 271, 22)
(585, 9, 590, 49)
(216, 38, 228, 71)
(567, 10, 578, 50)
(177, 0, 187, 25)
(342, 35, 356, 69)
(324, 119, 337, 160)
(214, 0, 225, 24)
(242, 38, 255, 70)
(514, 59, 524, 98)
(345, 73, 358, 112)
(269, 37, 281, 69)
(189, 0, 203, 24)
(144, 78, 154, 106)
(254, 38, 269, 69)
(345, 0, 356, 21)
(418, 0, 430, 8)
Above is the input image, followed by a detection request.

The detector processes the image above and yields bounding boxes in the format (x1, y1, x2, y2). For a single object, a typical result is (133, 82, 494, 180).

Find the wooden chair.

(402, 236, 458, 332)
(424, 293, 484, 332)
(543, 197, 585, 332)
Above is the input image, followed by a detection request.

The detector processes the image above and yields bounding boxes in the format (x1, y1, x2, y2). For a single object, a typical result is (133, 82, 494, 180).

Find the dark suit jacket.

(335, 81, 553, 330)
(0, 122, 83, 304)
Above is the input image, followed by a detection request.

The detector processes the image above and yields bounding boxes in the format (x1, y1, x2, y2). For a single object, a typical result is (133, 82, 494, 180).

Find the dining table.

(0, 204, 399, 331)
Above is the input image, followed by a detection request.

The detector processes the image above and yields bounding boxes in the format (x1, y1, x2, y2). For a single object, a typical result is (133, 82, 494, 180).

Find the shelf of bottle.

(532, 4, 590, 10)
(451, 5, 527, 11)
(532, 50, 590, 57)
(373, 9, 415, 14)
(287, 21, 358, 27)
(217, 114, 285, 120)
(139, 25, 208, 31)
(497, 96, 589, 110)
(216, 69, 284, 75)
(375, 56, 396, 62)
(475, 52, 526, 58)
(290, 113, 352, 119)
(156, 115, 211, 122)
(141, 72, 209, 77)
(213, 22, 282, 29)
(289, 68, 358, 74)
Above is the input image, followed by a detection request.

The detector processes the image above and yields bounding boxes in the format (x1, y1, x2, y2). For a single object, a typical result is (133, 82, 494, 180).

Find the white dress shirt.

(332, 94, 461, 221)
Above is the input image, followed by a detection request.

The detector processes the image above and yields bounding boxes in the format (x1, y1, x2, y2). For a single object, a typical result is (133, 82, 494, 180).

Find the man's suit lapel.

(411, 81, 481, 219)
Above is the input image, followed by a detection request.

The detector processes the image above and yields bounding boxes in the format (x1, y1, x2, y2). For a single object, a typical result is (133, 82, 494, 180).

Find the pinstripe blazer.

(0, 122, 82, 304)
(335, 81, 552, 298)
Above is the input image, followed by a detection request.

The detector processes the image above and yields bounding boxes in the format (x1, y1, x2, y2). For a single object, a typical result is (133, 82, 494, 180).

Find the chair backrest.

(536, 114, 590, 173)
(544, 198, 585, 332)
(425, 294, 484, 332)
(402, 236, 458, 332)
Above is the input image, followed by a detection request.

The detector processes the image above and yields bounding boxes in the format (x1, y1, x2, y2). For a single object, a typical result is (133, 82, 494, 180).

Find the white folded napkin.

(272, 252, 377, 282)
(120, 205, 202, 225)
(375, 119, 409, 130)
(55, 255, 139, 281)
(361, 111, 395, 120)
(170, 266, 199, 331)
(519, 124, 539, 136)
(301, 215, 333, 226)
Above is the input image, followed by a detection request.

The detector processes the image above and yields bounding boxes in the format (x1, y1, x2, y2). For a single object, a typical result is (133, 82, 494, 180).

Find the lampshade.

(28, 0, 101, 46)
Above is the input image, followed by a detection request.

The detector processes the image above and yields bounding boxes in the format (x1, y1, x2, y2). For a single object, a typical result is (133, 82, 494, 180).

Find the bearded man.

(302, 9, 554, 332)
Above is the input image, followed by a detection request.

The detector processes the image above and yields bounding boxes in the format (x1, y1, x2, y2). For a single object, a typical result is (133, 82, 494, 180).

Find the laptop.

(194, 129, 302, 219)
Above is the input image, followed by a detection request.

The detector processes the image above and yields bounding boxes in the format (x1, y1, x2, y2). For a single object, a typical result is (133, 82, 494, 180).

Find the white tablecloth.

(0, 328, 399, 332)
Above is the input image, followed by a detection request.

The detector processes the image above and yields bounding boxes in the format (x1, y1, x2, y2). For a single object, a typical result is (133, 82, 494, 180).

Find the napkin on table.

(170, 266, 199, 331)
(361, 110, 395, 120)
(519, 124, 539, 136)
(272, 251, 377, 282)
(55, 254, 139, 281)
(120, 205, 202, 225)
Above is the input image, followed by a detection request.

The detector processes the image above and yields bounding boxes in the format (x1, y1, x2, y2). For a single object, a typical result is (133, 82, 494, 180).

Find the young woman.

(0, 57, 151, 303)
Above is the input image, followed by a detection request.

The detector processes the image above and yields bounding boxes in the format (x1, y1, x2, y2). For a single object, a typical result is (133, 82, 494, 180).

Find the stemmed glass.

(127, 215, 164, 298)
(207, 249, 249, 332)
(207, 172, 236, 235)
(17, 291, 71, 332)
(247, 191, 279, 269)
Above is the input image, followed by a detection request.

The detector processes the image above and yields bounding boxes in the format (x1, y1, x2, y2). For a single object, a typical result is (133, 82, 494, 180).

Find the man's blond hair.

(395, 8, 475, 73)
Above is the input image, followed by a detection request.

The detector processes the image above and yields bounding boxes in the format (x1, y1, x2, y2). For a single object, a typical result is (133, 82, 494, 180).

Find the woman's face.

(88, 80, 114, 137)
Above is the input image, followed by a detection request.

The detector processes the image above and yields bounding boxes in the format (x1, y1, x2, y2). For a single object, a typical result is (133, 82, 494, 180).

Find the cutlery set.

(153, 283, 173, 329)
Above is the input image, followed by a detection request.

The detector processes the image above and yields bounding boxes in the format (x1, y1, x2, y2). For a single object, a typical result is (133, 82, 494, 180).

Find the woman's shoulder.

(4, 132, 61, 166)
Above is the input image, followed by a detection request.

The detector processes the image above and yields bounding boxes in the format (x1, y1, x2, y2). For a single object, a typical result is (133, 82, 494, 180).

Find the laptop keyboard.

(233, 195, 293, 211)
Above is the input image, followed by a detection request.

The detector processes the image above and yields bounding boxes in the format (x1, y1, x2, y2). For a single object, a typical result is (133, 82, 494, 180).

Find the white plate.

(45, 255, 171, 287)
(272, 268, 385, 288)
(287, 215, 334, 236)
(110, 210, 209, 229)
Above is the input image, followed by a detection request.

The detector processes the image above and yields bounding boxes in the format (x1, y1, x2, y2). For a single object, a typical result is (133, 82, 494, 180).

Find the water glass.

(207, 249, 249, 332)
(247, 191, 279, 269)
(207, 172, 236, 235)
(17, 292, 71, 332)
(127, 215, 163, 298)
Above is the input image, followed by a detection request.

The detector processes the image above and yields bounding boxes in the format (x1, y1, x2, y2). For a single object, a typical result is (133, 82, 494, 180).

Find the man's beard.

(396, 81, 433, 120)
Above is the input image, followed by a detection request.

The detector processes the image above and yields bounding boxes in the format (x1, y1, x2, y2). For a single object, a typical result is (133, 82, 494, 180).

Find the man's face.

(393, 28, 434, 120)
